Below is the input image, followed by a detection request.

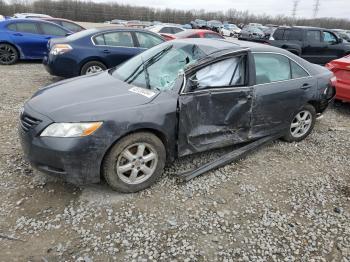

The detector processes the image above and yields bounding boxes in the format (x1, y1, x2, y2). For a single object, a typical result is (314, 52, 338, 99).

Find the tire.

(80, 61, 107, 75)
(283, 104, 316, 142)
(0, 43, 19, 65)
(103, 132, 166, 193)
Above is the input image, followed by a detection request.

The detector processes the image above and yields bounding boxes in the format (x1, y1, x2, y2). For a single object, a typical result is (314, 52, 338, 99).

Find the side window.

(291, 60, 309, 79)
(159, 27, 172, 34)
(135, 32, 163, 48)
(273, 29, 284, 40)
(15, 22, 39, 34)
(189, 34, 201, 38)
(7, 23, 17, 31)
(306, 30, 321, 42)
(194, 56, 246, 89)
(172, 27, 183, 34)
(40, 23, 67, 36)
(103, 31, 134, 47)
(284, 29, 302, 41)
(61, 21, 83, 32)
(323, 31, 337, 43)
(254, 53, 291, 85)
(93, 34, 105, 45)
(204, 33, 223, 39)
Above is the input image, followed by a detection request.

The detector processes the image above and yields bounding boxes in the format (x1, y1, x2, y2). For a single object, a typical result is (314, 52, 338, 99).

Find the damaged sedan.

(19, 39, 335, 193)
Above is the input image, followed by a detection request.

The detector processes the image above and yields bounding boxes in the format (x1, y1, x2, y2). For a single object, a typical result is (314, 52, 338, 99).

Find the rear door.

(178, 52, 253, 156)
(251, 52, 316, 136)
(302, 29, 327, 64)
(8, 21, 44, 58)
(92, 31, 139, 67)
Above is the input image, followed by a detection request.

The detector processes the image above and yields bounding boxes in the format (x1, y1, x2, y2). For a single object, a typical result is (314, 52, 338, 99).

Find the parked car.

(160, 29, 224, 41)
(268, 26, 350, 64)
(220, 24, 241, 37)
(43, 28, 165, 77)
(190, 19, 207, 29)
(41, 18, 85, 33)
(0, 18, 72, 65)
(19, 39, 335, 193)
(238, 25, 265, 40)
(207, 20, 223, 33)
(146, 24, 185, 34)
(332, 29, 350, 43)
(182, 24, 192, 29)
(13, 13, 52, 19)
(326, 55, 350, 102)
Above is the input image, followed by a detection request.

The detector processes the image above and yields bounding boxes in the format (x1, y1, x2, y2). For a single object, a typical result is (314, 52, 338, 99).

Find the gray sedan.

(19, 39, 335, 192)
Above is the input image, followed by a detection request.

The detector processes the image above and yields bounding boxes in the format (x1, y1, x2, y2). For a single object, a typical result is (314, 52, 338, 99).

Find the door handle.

(301, 83, 312, 90)
(102, 49, 111, 54)
(13, 33, 23, 36)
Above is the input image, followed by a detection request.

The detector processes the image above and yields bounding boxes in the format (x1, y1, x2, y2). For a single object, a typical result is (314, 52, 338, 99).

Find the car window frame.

(37, 21, 68, 36)
(133, 31, 164, 49)
(322, 30, 338, 44)
(91, 30, 137, 48)
(8, 21, 40, 34)
(252, 51, 311, 86)
(182, 50, 250, 94)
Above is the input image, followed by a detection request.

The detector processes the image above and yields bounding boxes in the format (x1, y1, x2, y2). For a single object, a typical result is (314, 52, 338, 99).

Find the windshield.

(111, 42, 207, 91)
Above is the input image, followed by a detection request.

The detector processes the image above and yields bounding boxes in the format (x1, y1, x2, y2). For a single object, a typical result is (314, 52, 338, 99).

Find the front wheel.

(103, 132, 166, 193)
(283, 104, 316, 142)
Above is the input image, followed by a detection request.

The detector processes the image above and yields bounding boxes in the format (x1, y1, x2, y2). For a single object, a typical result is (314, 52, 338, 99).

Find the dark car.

(238, 25, 265, 40)
(269, 26, 350, 64)
(19, 39, 335, 193)
(207, 20, 223, 33)
(190, 19, 207, 29)
(41, 18, 85, 33)
(43, 27, 165, 77)
(0, 18, 72, 65)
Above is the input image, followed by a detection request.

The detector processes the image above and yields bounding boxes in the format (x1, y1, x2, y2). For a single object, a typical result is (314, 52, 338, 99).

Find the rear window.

(273, 29, 284, 40)
(306, 30, 321, 42)
(284, 29, 302, 41)
(13, 22, 39, 34)
(40, 22, 67, 36)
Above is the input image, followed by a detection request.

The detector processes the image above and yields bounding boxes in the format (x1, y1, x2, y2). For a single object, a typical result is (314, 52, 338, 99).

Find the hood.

(27, 71, 159, 122)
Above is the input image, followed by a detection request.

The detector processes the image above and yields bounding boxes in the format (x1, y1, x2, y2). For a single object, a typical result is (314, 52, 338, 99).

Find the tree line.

(0, 0, 349, 30)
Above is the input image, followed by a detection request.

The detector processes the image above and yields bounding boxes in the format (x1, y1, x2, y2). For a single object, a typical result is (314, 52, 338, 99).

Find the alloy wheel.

(0, 44, 17, 64)
(290, 110, 312, 138)
(115, 143, 158, 185)
(86, 65, 103, 74)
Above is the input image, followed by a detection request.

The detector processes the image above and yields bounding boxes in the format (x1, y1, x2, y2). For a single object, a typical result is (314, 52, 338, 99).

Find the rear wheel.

(283, 104, 316, 142)
(0, 43, 19, 65)
(103, 132, 166, 193)
(81, 61, 107, 75)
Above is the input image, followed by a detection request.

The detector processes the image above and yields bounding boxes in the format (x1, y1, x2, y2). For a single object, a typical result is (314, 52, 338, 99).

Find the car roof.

(170, 38, 293, 55)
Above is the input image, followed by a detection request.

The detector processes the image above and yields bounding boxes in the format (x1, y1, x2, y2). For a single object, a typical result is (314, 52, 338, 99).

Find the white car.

(147, 24, 185, 35)
(13, 13, 52, 19)
(220, 24, 241, 37)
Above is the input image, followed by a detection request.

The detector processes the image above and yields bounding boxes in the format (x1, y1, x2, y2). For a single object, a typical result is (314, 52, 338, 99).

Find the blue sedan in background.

(43, 28, 165, 77)
(0, 19, 72, 65)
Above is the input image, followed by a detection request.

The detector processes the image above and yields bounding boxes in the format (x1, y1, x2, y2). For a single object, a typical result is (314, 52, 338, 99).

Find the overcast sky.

(96, 0, 349, 19)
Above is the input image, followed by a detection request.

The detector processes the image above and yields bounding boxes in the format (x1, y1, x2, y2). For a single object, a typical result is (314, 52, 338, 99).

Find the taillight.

(50, 44, 72, 56)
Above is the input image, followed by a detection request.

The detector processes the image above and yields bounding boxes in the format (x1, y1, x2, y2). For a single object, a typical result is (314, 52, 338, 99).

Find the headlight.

(40, 122, 102, 137)
(50, 44, 72, 56)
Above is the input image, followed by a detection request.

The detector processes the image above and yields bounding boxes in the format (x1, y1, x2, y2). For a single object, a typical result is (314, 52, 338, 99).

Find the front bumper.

(18, 105, 106, 185)
(43, 54, 80, 78)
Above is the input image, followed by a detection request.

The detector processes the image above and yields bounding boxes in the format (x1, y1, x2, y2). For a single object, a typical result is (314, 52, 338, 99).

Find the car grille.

(20, 113, 41, 132)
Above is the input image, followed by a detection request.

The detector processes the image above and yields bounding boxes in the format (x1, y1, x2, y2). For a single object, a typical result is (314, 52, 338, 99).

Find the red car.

(326, 55, 350, 102)
(160, 29, 224, 41)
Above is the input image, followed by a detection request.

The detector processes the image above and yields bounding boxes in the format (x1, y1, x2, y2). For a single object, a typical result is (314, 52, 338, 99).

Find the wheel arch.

(99, 127, 174, 179)
(0, 41, 23, 59)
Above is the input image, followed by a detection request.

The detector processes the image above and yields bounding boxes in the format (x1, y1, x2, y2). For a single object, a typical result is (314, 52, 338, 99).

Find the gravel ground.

(0, 62, 350, 262)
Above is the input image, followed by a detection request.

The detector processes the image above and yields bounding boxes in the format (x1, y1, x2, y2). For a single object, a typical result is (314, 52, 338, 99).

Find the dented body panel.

(19, 39, 335, 185)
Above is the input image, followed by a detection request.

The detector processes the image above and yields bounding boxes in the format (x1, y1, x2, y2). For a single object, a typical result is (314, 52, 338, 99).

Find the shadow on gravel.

(332, 101, 350, 116)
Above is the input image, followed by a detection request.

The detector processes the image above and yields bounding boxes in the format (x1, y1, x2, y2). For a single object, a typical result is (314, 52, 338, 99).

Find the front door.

(178, 53, 253, 157)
